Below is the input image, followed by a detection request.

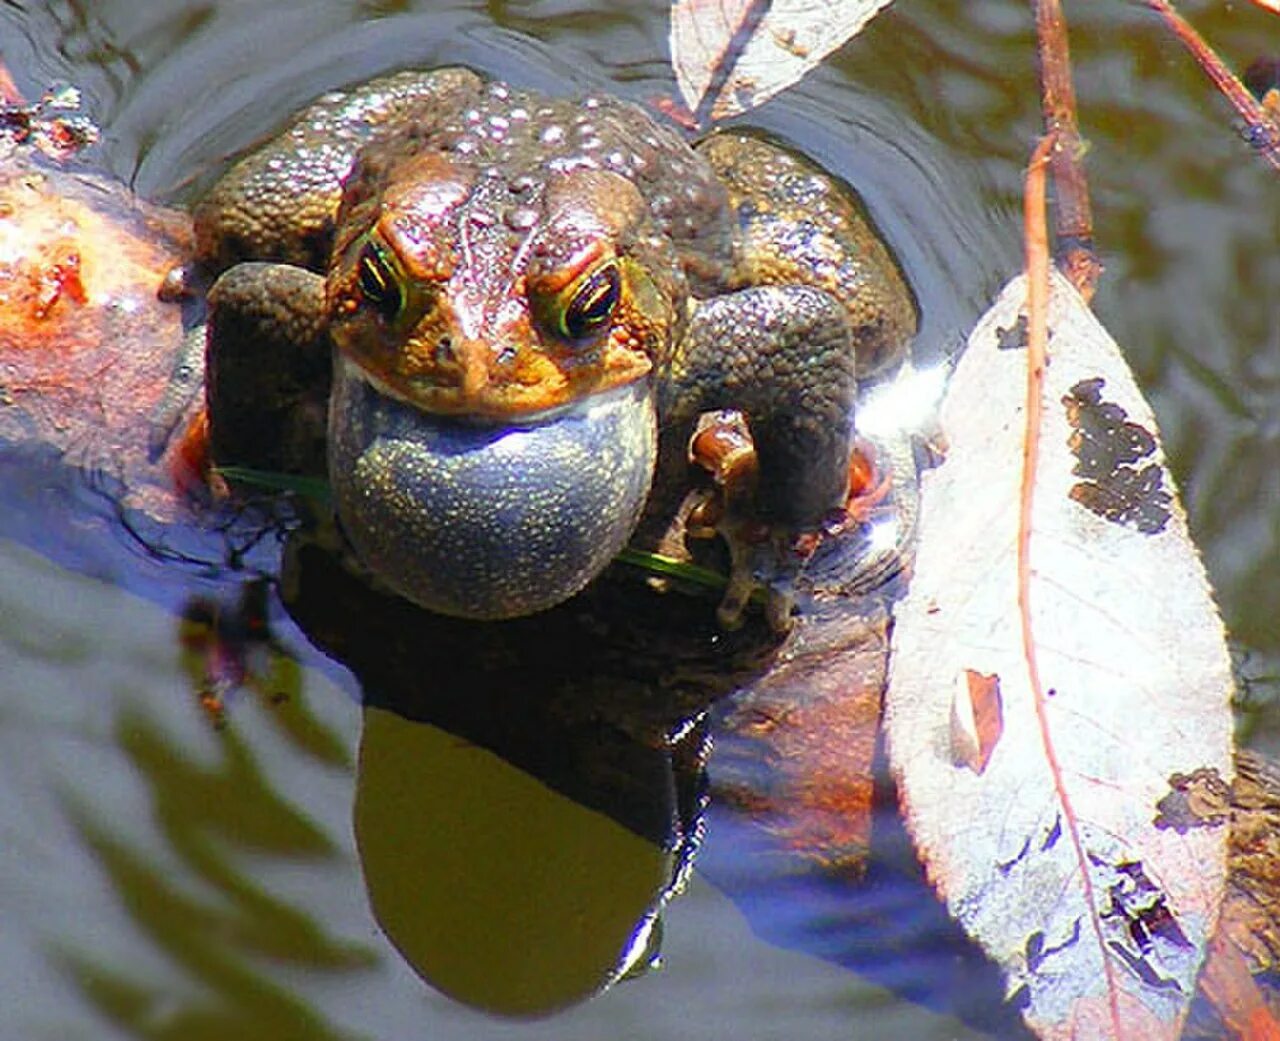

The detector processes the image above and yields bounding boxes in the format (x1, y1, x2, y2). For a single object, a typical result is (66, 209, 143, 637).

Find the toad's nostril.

(435, 335, 453, 364)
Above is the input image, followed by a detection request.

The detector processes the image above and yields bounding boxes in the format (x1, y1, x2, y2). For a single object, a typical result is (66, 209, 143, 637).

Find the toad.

(179, 67, 917, 624)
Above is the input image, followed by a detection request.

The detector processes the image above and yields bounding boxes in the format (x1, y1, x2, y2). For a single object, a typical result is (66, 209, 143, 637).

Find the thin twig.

(1032, 0, 1101, 301)
(1019, 129, 1125, 1035)
(1018, 134, 1054, 717)
(1144, 0, 1280, 173)
(692, 0, 771, 128)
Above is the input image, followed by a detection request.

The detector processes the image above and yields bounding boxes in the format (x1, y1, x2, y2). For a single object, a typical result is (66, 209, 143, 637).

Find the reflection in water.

(275, 504, 1015, 1030)
(356, 709, 681, 1017)
(3, 0, 1278, 1037)
(283, 531, 748, 1018)
(56, 706, 372, 1040)
(178, 579, 307, 731)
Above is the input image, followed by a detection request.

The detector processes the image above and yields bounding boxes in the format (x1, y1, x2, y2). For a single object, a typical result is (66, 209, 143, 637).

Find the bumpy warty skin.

(329, 357, 656, 618)
(192, 67, 918, 620)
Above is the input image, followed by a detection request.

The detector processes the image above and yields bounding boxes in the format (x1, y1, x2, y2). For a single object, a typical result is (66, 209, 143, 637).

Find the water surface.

(1, 1, 1277, 1038)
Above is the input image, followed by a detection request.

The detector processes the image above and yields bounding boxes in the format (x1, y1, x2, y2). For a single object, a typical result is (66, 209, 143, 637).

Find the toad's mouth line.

(335, 352, 653, 433)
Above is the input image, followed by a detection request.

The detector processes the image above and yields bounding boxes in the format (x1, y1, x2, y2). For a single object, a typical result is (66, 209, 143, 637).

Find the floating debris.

(1, 82, 100, 161)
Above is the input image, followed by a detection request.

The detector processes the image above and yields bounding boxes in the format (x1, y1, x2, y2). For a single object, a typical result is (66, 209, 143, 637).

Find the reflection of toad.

(280, 519, 754, 1016)
(186, 67, 916, 623)
(279, 525, 716, 1016)
(356, 709, 706, 1017)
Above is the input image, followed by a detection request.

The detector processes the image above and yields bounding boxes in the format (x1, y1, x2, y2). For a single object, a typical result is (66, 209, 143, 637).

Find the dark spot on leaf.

(996, 314, 1028, 350)
(1137, 896, 1192, 952)
(1025, 919, 1081, 975)
(1154, 766, 1232, 833)
(1107, 940, 1183, 992)
(1096, 853, 1194, 981)
(998, 834, 1032, 876)
(1025, 931, 1046, 972)
(1062, 377, 1172, 535)
(1115, 860, 1146, 881)
(1041, 815, 1062, 852)
(1069, 469, 1169, 535)
(1062, 917, 1081, 950)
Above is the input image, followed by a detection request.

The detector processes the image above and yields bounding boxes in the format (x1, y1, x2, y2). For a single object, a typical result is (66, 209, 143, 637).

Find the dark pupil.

(358, 241, 402, 322)
(564, 264, 620, 341)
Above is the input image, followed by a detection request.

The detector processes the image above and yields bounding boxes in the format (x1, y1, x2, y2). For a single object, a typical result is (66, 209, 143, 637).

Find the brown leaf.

(670, 0, 895, 122)
(713, 602, 890, 873)
(949, 670, 1003, 775)
(1214, 750, 1280, 977)
(1190, 750, 1280, 1037)
(1197, 930, 1280, 1040)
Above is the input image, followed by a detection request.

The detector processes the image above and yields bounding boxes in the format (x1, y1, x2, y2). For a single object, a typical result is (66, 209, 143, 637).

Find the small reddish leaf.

(950, 669, 1003, 775)
(670, 0, 895, 122)
(886, 272, 1235, 1040)
(0, 58, 23, 105)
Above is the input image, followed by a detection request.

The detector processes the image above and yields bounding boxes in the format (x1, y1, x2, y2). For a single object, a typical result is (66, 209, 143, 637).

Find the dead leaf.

(669, 0, 895, 122)
(949, 669, 1003, 775)
(712, 601, 890, 874)
(1187, 749, 1280, 1036)
(885, 271, 1235, 1040)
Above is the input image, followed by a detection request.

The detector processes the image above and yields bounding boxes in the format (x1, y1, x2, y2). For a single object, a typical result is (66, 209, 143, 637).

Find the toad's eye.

(357, 238, 403, 322)
(559, 261, 621, 342)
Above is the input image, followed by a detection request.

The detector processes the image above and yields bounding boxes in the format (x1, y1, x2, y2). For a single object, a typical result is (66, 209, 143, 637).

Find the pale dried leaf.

(885, 272, 1234, 1040)
(670, 0, 894, 121)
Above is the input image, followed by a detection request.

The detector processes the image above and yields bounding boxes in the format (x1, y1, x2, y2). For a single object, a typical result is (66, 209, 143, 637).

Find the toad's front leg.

(204, 261, 330, 477)
(658, 284, 859, 629)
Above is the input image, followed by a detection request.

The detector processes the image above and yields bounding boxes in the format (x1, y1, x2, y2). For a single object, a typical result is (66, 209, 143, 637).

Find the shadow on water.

(56, 708, 372, 1041)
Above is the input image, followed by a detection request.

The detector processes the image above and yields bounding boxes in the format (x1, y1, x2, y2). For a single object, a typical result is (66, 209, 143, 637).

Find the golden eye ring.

(560, 260, 621, 343)
(356, 236, 404, 323)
